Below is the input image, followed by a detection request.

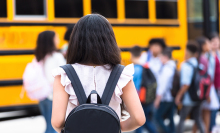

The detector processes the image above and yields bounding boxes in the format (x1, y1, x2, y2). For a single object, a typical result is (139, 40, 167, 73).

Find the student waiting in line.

(26, 31, 66, 133)
(51, 14, 145, 133)
(154, 48, 176, 133)
(130, 46, 143, 93)
(209, 33, 220, 132)
(130, 46, 144, 133)
(138, 38, 166, 133)
(192, 37, 212, 133)
(37, 31, 66, 133)
(175, 41, 205, 133)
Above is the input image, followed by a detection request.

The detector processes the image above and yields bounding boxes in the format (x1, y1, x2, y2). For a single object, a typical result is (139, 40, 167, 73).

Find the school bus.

(0, 0, 219, 120)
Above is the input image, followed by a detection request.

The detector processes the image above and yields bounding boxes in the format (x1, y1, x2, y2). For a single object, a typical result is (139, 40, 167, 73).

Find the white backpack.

(23, 59, 52, 101)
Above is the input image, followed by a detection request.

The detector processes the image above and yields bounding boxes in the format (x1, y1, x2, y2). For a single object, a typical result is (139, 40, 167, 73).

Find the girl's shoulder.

(53, 63, 134, 74)
(51, 52, 64, 58)
(52, 64, 134, 107)
(52, 63, 134, 84)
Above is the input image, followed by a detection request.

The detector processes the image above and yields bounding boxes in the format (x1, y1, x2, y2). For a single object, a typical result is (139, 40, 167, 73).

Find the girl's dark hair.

(64, 25, 74, 41)
(209, 32, 219, 40)
(196, 36, 208, 60)
(66, 14, 121, 68)
(67, 14, 124, 116)
(149, 38, 166, 50)
(186, 41, 199, 54)
(35, 31, 56, 62)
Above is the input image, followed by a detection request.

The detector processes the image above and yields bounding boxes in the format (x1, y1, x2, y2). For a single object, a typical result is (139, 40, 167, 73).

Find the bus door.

(187, 0, 219, 40)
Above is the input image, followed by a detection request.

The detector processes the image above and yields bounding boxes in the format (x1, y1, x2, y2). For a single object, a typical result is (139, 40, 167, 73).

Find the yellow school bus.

(0, 0, 219, 120)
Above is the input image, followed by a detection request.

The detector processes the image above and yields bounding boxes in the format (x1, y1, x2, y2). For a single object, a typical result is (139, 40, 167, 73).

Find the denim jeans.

(136, 103, 158, 133)
(210, 109, 218, 132)
(39, 98, 57, 133)
(155, 102, 175, 133)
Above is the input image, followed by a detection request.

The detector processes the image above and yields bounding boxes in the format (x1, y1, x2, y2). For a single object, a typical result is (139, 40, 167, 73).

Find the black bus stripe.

(0, 47, 181, 56)
(0, 80, 23, 86)
(0, 22, 179, 27)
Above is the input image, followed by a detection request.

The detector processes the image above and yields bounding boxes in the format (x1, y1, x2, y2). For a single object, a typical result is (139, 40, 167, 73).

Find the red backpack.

(187, 62, 211, 101)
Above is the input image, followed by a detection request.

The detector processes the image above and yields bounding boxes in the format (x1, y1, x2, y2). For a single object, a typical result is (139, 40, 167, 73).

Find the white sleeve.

(156, 66, 174, 96)
(139, 52, 148, 65)
(44, 53, 66, 84)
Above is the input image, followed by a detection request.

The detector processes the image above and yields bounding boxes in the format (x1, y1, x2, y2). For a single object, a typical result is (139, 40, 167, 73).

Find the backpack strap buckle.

(86, 90, 102, 104)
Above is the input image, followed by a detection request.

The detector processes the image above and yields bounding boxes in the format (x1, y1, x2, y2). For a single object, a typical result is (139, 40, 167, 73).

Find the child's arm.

(175, 85, 189, 105)
(51, 75, 69, 133)
(120, 80, 146, 132)
(154, 95, 162, 108)
(207, 96, 211, 103)
(175, 63, 193, 105)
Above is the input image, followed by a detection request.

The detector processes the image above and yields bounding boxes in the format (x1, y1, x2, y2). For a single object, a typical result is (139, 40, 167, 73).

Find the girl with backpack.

(23, 31, 66, 133)
(192, 36, 219, 133)
(209, 33, 220, 132)
(51, 14, 146, 133)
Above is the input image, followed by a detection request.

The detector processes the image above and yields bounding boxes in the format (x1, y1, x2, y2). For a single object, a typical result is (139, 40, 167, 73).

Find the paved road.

(0, 114, 220, 133)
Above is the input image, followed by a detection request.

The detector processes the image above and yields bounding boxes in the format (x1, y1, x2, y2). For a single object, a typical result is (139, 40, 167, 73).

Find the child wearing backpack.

(192, 36, 220, 133)
(138, 38, 167, 133)
(51, 14, 146, 133)
(23, 31, 66, 133)
(175, 41, 206, 133)
(130, 46, 146, 133)
(154, 48, 176, 133)
(209, 33, 220, 131)
(130, 46, 143, 94)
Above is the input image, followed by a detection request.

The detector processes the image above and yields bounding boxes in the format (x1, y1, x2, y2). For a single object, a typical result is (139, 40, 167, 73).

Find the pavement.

(0, 113, 220, 133)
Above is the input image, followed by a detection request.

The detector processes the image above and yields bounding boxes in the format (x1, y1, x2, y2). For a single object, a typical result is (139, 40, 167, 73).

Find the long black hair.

(196, 36, 208, 60)
(35, 31, 56, 62)
(64, 25, 74, 41)
(66, 14, 121, 68)
(67, 14, 125, 116)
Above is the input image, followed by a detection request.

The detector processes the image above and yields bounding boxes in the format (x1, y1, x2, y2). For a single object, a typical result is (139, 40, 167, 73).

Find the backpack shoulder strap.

(60, 64, 87, 105)
(186, 61, 194, 67)
(186, 61, 197, 86)
(101, 64, 125, 105)
(146, 51, 151, 62)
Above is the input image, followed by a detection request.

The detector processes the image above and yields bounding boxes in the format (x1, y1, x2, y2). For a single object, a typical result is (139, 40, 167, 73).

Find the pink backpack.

(23, 59, 52, 101)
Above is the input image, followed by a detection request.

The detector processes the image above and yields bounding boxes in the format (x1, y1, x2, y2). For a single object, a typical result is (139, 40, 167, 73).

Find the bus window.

(125, 0, 149, 18)
(55, 0, 83, 18)
(210, 0, 218, 33)
(0, 0, 7, 17)
(15, 0, 46, 18)
(92, 0, 117, 18)
(187, 0, 203, 39)
(156, 0, 177, 19)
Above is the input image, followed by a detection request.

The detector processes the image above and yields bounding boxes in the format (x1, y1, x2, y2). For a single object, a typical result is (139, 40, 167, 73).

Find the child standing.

(130, 46, 144, 133)
(130, 46, 143, 93)
(209, 33, 220, 131)
(192, 36, 214, 133)
(35, 31, 66, 133)
(138, 38, 167, 133)
(176, 41, 205, 133)
(51, 14, 146, 133)
(154, 48, 176, 133)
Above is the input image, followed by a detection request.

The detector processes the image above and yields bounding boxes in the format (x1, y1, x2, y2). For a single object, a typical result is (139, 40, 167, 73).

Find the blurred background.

(0, 0, 219, 132)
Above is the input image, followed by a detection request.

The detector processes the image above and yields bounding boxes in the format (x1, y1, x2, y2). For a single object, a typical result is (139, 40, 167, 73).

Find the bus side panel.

(0, 86, 37, 107)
